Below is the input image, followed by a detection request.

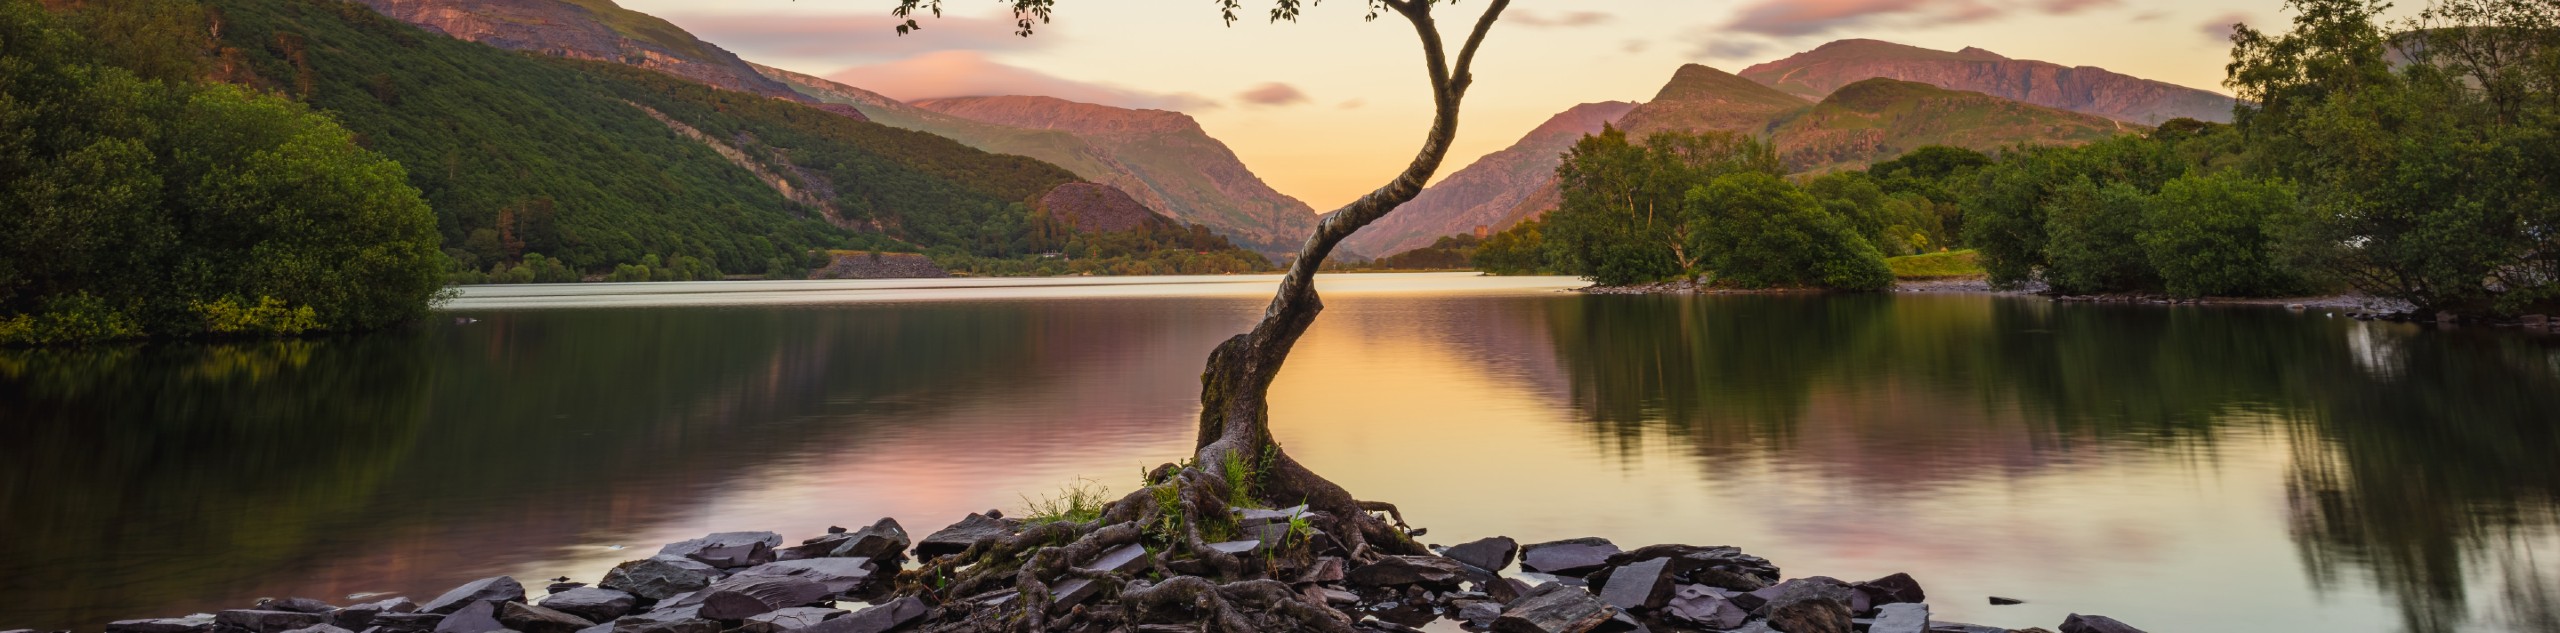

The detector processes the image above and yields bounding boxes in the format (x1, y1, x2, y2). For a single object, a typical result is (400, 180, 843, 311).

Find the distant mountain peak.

(349, 0, 805, 101)
(1740, 38, 2235, 125)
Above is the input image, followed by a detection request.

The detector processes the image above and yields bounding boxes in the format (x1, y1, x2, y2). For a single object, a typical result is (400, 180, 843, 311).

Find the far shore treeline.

(1458, 0, 2555, 318)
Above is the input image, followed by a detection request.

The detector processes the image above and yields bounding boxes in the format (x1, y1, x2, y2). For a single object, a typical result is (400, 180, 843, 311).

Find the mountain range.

(268, 0, 2237, 262)
(754, 65, 1319, 257)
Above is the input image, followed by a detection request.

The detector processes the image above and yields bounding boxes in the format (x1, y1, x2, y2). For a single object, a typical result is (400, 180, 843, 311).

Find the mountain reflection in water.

(1, 274, 2552, 633)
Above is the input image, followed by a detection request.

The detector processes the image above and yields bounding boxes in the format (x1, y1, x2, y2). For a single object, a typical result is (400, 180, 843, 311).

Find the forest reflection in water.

(1, 276, 2552, 633)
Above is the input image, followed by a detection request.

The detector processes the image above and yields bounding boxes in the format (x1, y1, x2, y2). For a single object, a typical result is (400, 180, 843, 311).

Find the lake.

(3, 273, 2555, 632)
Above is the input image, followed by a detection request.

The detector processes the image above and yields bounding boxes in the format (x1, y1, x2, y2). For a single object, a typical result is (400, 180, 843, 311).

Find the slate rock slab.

(494, 602, 595, 633)
(2059, 614, 2149, 633)
(1661, 585, 1748, 630)
(1856, 572, 1927, 606)
(1763, 579, 1855, 633)
(429, 601, 504, 633)
(915, 514, 1019, 561)
(108, 614, 218, 633)
(538, 588, 637, 624)
(278, 625, 353, 633)
(1442, 536, 1520, 574)
(734, 558, 878, 596)
(601, 557, 718, 600)
(695, 576, 831, 620)
(420, 577, 527, 615)
(216, 610, 327, 633)
(829, 519, 911, 562)
(366, 612, 446, 633)
(260, 598, 337, 614)
(332, 598, 419, 630)
(1871, 602, 1930, 633)
(1520, 538, 1621, 577)
(741, 607, 845, 633)
(1346, 555, 1468, 588)
(803, 597, 926, 633)
(1595, 557, 1670, 611)
(659, 532, 782, 569)
(1492, 583, 1617, 633)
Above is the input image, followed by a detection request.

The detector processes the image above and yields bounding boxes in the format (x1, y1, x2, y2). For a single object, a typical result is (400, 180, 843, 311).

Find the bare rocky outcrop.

(348, 0, 806, 102)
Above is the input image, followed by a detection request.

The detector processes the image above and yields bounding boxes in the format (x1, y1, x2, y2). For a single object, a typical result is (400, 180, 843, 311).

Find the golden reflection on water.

(4, 275, 2555, 633)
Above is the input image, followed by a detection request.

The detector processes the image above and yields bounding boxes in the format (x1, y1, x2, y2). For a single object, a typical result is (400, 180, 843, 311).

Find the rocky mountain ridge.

(1740, 39, 2236, 125)
(348, 0, 806, 101)
(1343, 101, 1636, 257)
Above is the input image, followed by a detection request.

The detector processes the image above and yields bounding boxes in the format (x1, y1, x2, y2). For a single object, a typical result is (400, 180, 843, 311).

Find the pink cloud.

(1236, 82, 1310, 107)
(1725, 0, 2003, 37)
(2038, 0, 2121, 15)
(824, 51, 1216, 111)
(2198, 12, 2256, 44)
(1508, 10, 1614, 28)
(658, 12, 1042, 61)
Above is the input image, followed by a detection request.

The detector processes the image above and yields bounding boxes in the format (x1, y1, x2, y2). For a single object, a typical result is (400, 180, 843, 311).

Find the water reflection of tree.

(1536, 295, 2560, 632)
(0, 301, 1199, 629)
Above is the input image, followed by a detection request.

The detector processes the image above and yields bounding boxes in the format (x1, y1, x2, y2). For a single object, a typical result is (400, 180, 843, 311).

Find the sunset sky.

(616, 0, 2413, 211)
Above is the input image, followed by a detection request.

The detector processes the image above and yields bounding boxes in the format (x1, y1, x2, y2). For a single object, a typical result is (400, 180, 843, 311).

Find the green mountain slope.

(1739, 39, 2237, 125)
(1770, 77, 2128, 172)
(205, 0, 1142, 275)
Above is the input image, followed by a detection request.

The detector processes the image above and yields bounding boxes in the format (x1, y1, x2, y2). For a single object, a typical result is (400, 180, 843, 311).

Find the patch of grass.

(1887, 249, 1986, 279)
(1020, 478, 1110, 525)
(1220, 452, 1262, 509)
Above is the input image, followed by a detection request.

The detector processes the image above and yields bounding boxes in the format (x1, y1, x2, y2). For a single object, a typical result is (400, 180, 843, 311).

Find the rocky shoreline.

(1582, 278, 2560, 329)
(78, 511, 2158, 633)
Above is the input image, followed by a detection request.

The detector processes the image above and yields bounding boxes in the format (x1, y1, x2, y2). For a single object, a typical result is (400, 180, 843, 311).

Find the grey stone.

(1988, 596, 2025, 606)
(1346, 555, 1468, 588)
(802, 597, 926, 633)
(1872, 603, 1930, 633)
(1206, 540, 1260, 556)
(1520, 538, 1620, 577)
(1245, 521, 1296, 546)
(1492, 583, 1617, 633)
(2059, 614, 2148, 633)
(1458, 602, 1504, 628)
(1085, 543, 1150, 574)
(828, 519, 911, 562)
(367, 612, 446, 633)
(493, 602, 594, 633)
(1855, 573, 1926, 606)
(1596, 558, 1670, 611)
(658, 532, 782, 569)
(1763, 579, 1855, 633)
(537, 589, 637, 624)
(1443, 536, 1520, 574)
(741, 607, 845, 632)
(261, 598, 338, 614)
(1234, 505, 1308, 526)
(1660, 585, 1747, 630)
(733, 558, 877, 596)
(331, 598, 419, 631)
(1929, 622, 2011, 633)
(279, 625, 353, 633)
(217, 611, 328, 633)
(693, 576, 832, 620)
(429, 602, 504, 633)
(109, 614, 219, 633)
(600, 557, 717, 600)
(421, 578, 527, 615)
(915, 514, 1018, 560)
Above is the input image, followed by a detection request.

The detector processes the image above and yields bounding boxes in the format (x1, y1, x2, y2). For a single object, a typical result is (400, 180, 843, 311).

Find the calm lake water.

(4, 273, 2557, 632)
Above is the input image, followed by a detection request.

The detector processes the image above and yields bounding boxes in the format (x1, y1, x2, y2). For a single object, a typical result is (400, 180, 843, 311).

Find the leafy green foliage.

(2040, 179, 2160, 295)
(1685, 173, 1895, 291)
(2227, 0, 2559, 314)
(1, 0, 443, 344)
(1021, 478, 1110, 526)
(1471, 220, 1552, 275)
(1543, 126, 1783, 285)
(1884, 250, 1984, 279)
(2142, 172, 2310, 298)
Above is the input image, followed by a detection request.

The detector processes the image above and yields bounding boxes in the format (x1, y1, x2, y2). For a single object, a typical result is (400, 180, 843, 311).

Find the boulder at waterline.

(740, 607, 844, 633)
(802, 597, 926, 633)
(366, 612, 445, 633)
(1346, 555, 1469, 588)
(420, 577, 527, 615)
(601, 557, 717, 600)
(429, 601, 504, 633)
(107, 614, 217, 633)
(914, 514, 1019, 560)
(693, 576, 831, 620)
(659, 532, 782, 569)
(279, 624, 354, 633)
(258, 598, 336, 614)
(1870, 602, 1929, 633)
(1855, 572, 1926, 606)
(1442, 536, 1520, 573)
(1520, 538, 1621, 577)
(2060, 614, 2149, 633)
(732, 558, 877, 596)
(1761, 579, 1856, 633)
(494, 602, 594, 633)
(1596, 557, 1672, 611)
(1661, 584, 1749, 630)
(215, 610, 328, 633)
(538, 589, 636, 623)
(332, 597, 419, 630)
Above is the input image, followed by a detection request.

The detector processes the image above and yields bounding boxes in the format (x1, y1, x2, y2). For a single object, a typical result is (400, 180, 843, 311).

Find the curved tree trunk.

(1191, 0, 1511, 561)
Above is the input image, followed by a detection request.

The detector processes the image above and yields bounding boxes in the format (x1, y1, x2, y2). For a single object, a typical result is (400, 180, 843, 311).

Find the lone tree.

(875, 0, 1511, 630)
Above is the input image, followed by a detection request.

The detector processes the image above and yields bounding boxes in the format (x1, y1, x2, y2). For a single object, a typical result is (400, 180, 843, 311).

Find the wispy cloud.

(1237, 82, 1311, 107)
(659, 11, 1044, 62)
(1508, 10, 1614, 28)
(2198, 12, 2256, 44)
(1725, 0, 2003, 37)
(825, 51, 1217, 111)
(2037, 0, 2121, 15)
